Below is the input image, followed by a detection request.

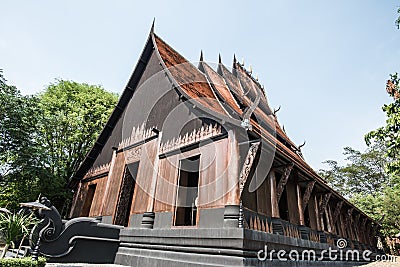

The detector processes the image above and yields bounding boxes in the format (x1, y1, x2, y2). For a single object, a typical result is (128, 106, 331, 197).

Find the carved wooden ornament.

(318, 192, 332, 215)
(276, 163, 294, 202)
(301, 181, 316, 212)
(239, 142, 260, 194)
(332, 201, 343, 225)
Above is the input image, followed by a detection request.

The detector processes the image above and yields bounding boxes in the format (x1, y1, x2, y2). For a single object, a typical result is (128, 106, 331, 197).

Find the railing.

(242, 209, 374, 250)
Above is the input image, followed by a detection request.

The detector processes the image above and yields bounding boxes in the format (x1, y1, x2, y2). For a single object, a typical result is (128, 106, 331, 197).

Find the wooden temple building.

(68, 25, 379, 266)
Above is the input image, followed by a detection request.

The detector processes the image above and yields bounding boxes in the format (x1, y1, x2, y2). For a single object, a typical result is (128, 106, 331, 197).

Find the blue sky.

(1, 1, 399, 170)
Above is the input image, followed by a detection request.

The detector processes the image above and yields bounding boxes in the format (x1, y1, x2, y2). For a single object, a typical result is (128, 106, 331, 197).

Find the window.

(81, 184, 97, 217)
(174, 155, 200, 226)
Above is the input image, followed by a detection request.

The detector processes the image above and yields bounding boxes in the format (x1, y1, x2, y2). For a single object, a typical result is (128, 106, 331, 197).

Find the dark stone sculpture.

(26, 197, 122, 263)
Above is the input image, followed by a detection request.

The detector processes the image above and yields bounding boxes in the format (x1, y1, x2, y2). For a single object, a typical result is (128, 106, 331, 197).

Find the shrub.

(0, 257, 46, 267)
(0, 211, 37, 258)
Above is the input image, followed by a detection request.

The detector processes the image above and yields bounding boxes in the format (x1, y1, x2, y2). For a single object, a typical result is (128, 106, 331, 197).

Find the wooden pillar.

(318, 192, 332, 231)
(146, 132, 163, 212)
(346, 208, 354, 240)
(286, 178, 300, 225)
(360, 218, 367, 244)
(226, 130, 240, 205)
(332, 201, 343, 235)
(297, 184, 304, 225)
(326, 205, 334, 233)
(308, 194, 319, 230)
(269, 171, 279, 218)
(353, 213, 361, 242)
(341, 213, 347, 238)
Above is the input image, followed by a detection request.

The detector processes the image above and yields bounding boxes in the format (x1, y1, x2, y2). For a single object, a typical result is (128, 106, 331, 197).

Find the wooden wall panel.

(130, 139, 158, 214)
(308, 195, 319, 230)
(88, 176, 108, 217)
(103, 153, 126, 216)
(153, 155, 179, 212)
(256, 176, 270, 216)
(153, 138, 231, 213)
(286, 178, 300, 225)
(70, 182, 84, 218)
(212, 139, 229, 208)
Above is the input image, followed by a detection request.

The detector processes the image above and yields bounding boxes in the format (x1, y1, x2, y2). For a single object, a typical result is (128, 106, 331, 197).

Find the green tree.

(366, 73, 400, 175)
(0, 71, 46, 209)
(358, 8, 400, 239)
(319, 143, 390, 198)
(37, 80, 118, 210)
(319, 144, 400, 237)
(0, 73, 118, 213)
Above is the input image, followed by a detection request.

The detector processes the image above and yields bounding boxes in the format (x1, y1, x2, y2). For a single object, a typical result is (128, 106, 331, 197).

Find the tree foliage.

(0, 71, 46, 209)
(37, 80, 118, 208)
(366, 73, 400, 175)
(0, 73, 118, 213)
(319, 143, 390, 198)
(320, 144, 400, 237)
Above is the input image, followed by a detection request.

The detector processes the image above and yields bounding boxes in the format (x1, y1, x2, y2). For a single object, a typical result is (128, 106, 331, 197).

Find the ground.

(361, 257, 400, 267)
(44, 258, 400, 267)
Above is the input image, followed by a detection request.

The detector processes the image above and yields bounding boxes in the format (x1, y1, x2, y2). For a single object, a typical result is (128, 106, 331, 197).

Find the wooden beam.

(276, 162, 294, 202)
(301, 181, 315, 213)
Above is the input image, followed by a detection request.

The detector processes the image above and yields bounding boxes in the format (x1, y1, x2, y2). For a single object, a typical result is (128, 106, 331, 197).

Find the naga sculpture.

(22, 197, 122, 263)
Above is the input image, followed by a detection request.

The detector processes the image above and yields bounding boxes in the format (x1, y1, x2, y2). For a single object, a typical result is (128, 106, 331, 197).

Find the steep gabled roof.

(198, 60, 242, 118)
(153, 34, 228, 117)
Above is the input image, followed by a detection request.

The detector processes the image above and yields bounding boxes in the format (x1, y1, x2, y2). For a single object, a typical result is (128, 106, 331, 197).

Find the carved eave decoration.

(302, 181, 316, 212)
(318, 192, 332, 215)
(239, 141, 260, 194)
(276, 162, 294, 202)
(332, 201, 344, 225)
(83, 162, 111, 180)
(159, 123, 222, 154)
(118, 122, 156, 150)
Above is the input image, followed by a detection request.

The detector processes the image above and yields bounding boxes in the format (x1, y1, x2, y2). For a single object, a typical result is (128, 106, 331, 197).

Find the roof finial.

(233, 54, 237, 64)
(218, 54, 222, 64)
(273, 106, 281, 115)
(199, 50, 204, 62)
(151, 18, 155, 33)
(256, 74, 259, 81)
(298, 141, 306, 150)
(249, 65, 252, 74)
(241, 58, 245, 66)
